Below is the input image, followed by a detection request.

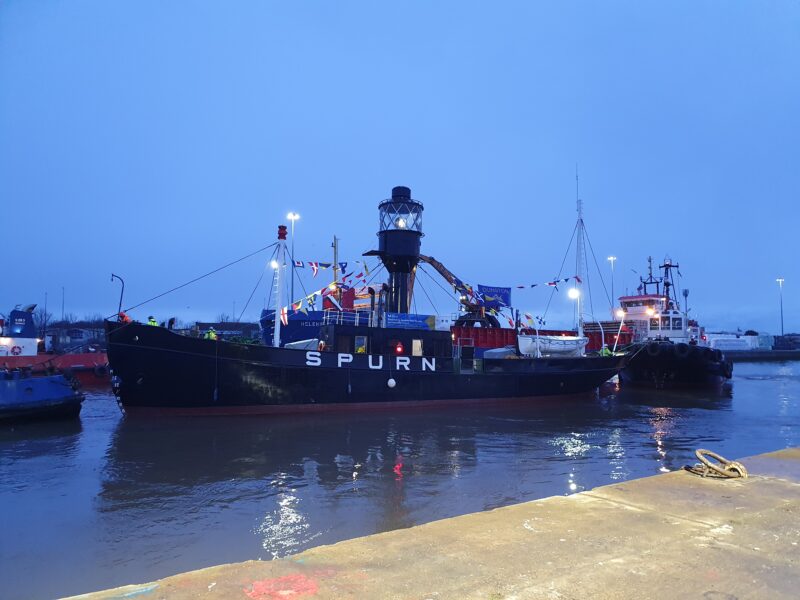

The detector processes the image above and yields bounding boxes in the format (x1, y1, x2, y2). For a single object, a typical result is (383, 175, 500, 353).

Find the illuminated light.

(615, 309, 625, 319)
(395, 342, 404, 354)
(567, 288, 580, 299)
(329, 283, 337, 290)
(270, 260, 279, 269)
(286, 212, 300, 222)
(645, 307, 655, 316)
(451, 333, 455, 340)
(569, 482, 577, 491)
(394, 217, 407, 229)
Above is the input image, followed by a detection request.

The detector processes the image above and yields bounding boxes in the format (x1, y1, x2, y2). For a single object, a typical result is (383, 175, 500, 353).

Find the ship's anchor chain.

(685, 449, 748, 479)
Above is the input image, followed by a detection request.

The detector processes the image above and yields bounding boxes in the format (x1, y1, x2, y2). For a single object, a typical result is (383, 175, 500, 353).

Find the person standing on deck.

(203, 327, 218, 340)
(147, 316, 158, 326)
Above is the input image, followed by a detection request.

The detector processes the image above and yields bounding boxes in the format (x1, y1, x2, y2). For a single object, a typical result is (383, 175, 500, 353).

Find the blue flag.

(477, 285, 511, 309)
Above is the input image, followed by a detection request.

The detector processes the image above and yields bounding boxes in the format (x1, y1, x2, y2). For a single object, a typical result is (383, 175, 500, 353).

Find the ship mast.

(272, 225, 288, 348)
(575, 170, 585, 338)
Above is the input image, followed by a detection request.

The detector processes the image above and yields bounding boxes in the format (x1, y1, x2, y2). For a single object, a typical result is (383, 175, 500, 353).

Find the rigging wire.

(543, 221, 579, 320)
(583, 240, 595, 320)
(238, 246, 278, 322)
(584, 230, 612, 308)
(120, 242, 278, 315)
(414, 277, 440, 315)
(285, 246, 327, 307)
(417, 265, 459, 298)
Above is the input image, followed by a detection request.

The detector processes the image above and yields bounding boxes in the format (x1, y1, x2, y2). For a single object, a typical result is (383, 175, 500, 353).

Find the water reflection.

(3, 362, 800, 600)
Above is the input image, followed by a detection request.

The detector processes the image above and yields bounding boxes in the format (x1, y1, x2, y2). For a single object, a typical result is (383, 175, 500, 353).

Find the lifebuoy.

(646, 342, 662, 357)
(318, 340, 326, 352)
(10, 345, 22, 356)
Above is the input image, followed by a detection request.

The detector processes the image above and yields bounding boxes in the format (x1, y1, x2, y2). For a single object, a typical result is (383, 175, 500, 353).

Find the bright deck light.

(615, 309, 625, 319)
(270, 260, 279, 269)
(567, 288, 580, 299)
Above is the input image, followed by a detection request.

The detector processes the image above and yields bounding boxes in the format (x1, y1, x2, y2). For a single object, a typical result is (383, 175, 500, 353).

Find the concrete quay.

(71, 448, 800, 600)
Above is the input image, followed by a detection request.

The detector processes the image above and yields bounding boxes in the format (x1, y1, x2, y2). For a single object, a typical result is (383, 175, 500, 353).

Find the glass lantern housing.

(378, 199, 423, 234)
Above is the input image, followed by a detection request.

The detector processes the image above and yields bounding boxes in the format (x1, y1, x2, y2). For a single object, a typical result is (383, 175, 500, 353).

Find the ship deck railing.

(322, 309, 378, 327)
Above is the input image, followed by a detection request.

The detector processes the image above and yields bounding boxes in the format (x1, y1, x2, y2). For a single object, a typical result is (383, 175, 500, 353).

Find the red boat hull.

(1, 352, 109, 375)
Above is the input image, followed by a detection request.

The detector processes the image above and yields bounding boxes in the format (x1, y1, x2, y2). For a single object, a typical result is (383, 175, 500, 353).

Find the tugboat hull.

(620, 342, 732, 389)
(0, 374, 84, 422)
(107, 322, 625, 414)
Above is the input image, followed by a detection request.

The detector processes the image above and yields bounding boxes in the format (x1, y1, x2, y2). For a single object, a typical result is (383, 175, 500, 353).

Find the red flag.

(280, 306, 288, 326)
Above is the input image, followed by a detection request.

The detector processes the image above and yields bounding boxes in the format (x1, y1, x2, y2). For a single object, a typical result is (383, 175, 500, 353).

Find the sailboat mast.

(273, 226, 287, 348)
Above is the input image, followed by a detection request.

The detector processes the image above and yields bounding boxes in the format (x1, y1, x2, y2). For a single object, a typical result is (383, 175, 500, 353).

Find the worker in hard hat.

(203, 327, 218, 341)
(147, 315, 158, 326)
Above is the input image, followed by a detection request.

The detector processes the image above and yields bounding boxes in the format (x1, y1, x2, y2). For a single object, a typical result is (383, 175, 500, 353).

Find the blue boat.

(0, 371, 84, 422)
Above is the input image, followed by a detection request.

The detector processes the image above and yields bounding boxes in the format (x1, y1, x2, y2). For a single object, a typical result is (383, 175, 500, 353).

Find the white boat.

(518, 334, 588, 357)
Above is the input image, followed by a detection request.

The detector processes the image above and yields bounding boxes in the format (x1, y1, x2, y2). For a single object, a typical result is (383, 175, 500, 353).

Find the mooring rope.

(685, 449, 748, 479)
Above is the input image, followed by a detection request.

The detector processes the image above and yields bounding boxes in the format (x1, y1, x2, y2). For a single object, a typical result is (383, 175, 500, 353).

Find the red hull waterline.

(123, 391, 599, 417)
(1, 353, 109, 374)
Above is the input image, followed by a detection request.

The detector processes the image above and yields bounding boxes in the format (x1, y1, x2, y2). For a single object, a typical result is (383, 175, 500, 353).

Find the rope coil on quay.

(685, 449, 748, 479)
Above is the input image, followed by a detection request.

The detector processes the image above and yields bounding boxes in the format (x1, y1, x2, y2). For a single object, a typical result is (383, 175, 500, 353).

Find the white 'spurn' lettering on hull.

(304, 351, 436, 372)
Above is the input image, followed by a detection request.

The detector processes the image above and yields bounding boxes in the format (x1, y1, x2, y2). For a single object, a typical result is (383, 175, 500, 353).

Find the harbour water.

(1, 362, 798, 600)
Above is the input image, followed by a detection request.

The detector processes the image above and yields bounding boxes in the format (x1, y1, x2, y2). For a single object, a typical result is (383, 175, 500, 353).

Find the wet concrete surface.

(71, 447, 800, 600)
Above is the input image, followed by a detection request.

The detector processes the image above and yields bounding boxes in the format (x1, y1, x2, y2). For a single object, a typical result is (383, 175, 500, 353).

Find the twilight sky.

(2, 1, 798, 333)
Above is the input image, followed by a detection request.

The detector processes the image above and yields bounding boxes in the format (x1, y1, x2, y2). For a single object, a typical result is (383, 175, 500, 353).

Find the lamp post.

(607, 256, 617, 312)
(287, 212, 300, 303)
(777, 277, 785, 336)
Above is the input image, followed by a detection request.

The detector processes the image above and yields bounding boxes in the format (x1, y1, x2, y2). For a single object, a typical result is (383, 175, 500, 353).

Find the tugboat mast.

(641, 256, 661, 296)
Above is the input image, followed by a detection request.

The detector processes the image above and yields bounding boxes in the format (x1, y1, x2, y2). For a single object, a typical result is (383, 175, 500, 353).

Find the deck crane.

(416, 254, 501, 328)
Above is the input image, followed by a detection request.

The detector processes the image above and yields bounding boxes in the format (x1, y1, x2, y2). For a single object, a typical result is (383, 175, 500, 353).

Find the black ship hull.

(106, 322, 626, 414)
(620, 341, 732, 389)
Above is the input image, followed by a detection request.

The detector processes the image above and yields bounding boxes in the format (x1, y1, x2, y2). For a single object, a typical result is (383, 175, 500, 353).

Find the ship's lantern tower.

(365, 186, 424, 314)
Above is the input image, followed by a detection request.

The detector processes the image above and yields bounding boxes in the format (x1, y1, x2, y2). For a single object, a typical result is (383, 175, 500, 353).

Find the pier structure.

(70, 447, 800, 599)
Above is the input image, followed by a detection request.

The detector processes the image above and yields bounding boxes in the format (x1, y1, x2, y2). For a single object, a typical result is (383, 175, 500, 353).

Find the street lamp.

(607, 256, 617, 312)
(777, 277, 785, 336)
(287, 212, 300, 302)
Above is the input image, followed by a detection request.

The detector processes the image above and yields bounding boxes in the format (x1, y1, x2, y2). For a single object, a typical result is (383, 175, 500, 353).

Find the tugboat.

(611, 257, 732, 388)
(105, 186, 629, 414)
(0, 370, 84, 421)
(1, 304, 109, 375)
